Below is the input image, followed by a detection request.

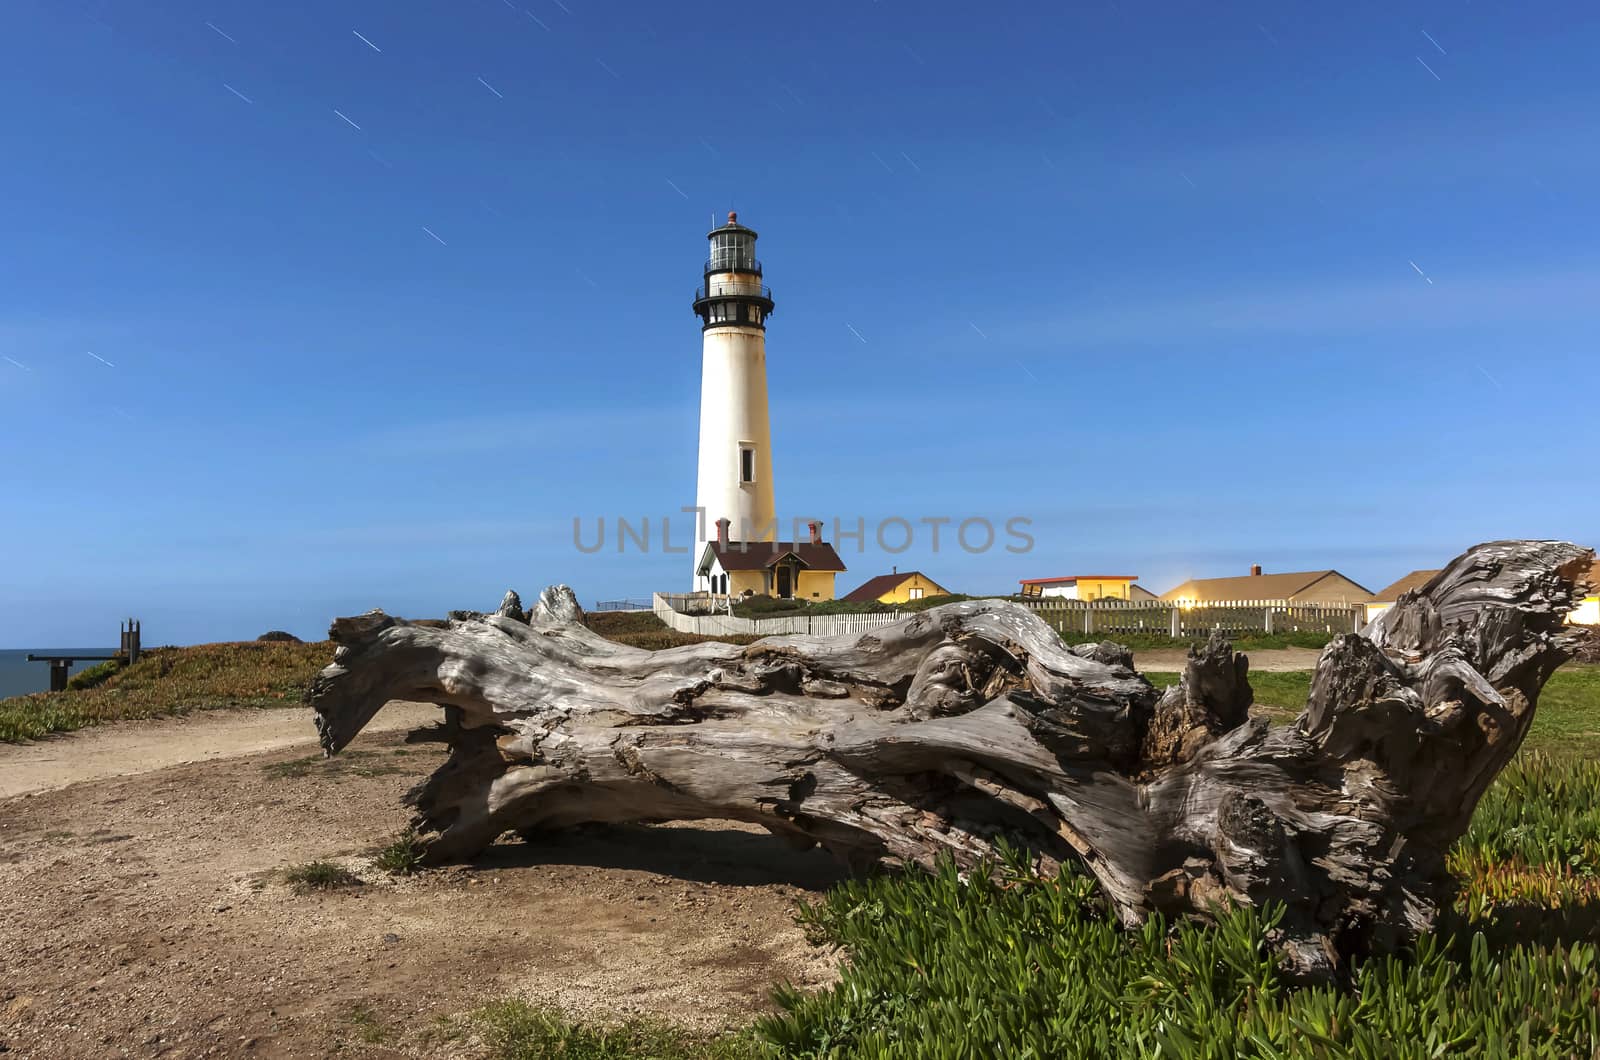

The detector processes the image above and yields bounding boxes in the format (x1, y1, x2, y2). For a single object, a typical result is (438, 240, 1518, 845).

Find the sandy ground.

(0, 705, 842, 1060)
(0, 647, 1329, 1058)
(0, 704, 439, 801)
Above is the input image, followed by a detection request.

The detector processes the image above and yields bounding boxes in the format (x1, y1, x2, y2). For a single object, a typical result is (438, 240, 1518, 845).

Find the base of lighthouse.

(693, 324, 775, 575)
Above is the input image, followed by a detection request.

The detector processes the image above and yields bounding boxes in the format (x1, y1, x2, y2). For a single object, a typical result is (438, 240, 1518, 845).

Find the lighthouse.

(691, 212, 777, 582)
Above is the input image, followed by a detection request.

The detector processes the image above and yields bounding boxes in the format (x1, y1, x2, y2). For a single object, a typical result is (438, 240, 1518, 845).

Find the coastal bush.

(757, 854, 1600, 1059)
(0, 640, 333, 742)
(582, 611, 757, 649)
(461, 661, 1598, 1060)
(65, 657, 121, 691)
(475, 1001, 751, 1060)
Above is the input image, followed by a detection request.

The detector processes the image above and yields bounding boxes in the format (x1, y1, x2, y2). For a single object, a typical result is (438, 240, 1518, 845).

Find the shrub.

(283, 860, 362, 893)
(65, 658, 121, 691)
(374, 830, 426, 876)
(475, 1000, 750, 1060)
(583, 612, 756, 650)
(1454, 752, 1600, 879)
(256, 630, 302, 643)
(755, 852, 1600, 1059)
(0, 640, 330, 743)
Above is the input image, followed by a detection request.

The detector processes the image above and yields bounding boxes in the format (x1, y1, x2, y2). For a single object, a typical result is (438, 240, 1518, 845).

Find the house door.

(776, 565, 793, 599)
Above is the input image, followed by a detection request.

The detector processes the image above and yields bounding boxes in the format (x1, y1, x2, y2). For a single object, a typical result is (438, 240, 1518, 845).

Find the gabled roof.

(1370, 569, 1442, 603)
(700, 540, 847, 573)
(1160, 570, 1373, 603)
(841, 571, 943, 602)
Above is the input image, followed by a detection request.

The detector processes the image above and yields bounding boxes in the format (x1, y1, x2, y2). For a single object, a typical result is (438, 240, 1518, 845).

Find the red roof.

(703, 540, 847, 573)
(1019, 575, 1138, 585)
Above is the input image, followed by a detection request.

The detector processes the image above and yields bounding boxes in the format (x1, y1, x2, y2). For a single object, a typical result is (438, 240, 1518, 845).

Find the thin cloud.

(1022, 267, 1600, 346)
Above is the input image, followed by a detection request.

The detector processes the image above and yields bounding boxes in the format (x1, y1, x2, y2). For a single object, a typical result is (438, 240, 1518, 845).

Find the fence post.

(1264, 608, 1273, 635)
(1169, 607, 1181, 638)
(1083, 607, 1091, 635)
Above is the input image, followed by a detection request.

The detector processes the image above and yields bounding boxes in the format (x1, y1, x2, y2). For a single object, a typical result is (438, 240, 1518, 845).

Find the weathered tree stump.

(309, 540, 1593, 979)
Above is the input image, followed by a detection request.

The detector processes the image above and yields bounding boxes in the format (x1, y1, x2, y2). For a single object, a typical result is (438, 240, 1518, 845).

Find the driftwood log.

(310, 540, 1592, 979)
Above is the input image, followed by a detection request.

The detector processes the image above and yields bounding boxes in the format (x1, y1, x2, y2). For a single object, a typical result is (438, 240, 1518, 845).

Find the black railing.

(695, 281, 772, 302)
(592, 598, 653, 612)
(704, 256, 762, 275)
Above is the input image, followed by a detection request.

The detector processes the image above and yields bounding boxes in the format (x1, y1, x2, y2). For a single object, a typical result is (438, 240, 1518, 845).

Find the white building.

(691, 212, 776, 586)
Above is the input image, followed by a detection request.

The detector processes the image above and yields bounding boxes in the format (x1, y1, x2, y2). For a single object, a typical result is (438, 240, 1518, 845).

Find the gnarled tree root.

(309, 541, 1593, 980)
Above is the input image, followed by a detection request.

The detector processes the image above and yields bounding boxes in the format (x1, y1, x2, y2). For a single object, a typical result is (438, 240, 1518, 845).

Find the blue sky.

(3, 0, 1597, 645)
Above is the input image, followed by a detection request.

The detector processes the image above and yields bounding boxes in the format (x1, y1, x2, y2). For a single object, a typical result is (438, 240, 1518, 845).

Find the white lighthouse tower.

(691, 212, 777, 584)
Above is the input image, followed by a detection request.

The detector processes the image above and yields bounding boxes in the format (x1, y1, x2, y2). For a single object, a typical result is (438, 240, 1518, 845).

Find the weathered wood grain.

(309, 540, 1593, 979)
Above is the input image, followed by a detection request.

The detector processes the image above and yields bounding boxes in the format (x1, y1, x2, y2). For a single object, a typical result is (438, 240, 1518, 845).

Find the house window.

(739, 446, 755, 483)
(908, 587, 924, 600)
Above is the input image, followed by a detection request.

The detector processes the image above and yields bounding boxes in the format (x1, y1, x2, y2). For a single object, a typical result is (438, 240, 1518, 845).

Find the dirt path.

(0, 702, 439, 800)
(0, 650, 1334, 1058)
(0, 713, 841, 1059)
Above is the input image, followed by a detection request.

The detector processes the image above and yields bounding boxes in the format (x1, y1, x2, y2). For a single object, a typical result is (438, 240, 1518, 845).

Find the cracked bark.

(309, 540, 1593, 979)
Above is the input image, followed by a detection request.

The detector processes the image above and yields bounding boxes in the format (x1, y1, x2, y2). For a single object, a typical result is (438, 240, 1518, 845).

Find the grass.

(0, 612, 756, 745)
(0, 640, 330, 743)
(283, 860, 363, 893)
(345, 1004, 389, 1044)
(1057, 628, 1337, 652)
(468, 659, 1600, 1059)
(64, 657, 122, 691)
(12, 608, 1597, 1054)
(374, 830, 426, 876)
(757, 855, 1600, 1059)
(583, 611, 758, 650)
(1142, 665, 1600, 754)
(261, 749, 408, 781)
(474, 1000, 752, 1060)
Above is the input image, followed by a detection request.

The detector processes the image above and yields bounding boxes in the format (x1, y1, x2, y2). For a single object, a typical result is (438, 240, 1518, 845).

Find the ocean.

(0, 649, 113, 699)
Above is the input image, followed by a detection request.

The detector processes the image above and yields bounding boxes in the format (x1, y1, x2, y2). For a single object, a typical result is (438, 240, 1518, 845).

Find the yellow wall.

(1074, 577, 1136, 601)
(872, 572, 949, 604)
(797, 570, 837, 601)
(727, 570, 768, 597)
(724, 569, 838, 600)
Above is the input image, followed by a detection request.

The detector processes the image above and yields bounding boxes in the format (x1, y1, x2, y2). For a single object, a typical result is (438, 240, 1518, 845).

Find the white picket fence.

(1020, 597, 1365, 637)
(652, 594, 908, 638)
(652, 593, 1366, 640)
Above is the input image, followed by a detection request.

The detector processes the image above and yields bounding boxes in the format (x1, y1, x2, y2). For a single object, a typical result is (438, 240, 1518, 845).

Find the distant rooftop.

(1018, 575, 1138, 586)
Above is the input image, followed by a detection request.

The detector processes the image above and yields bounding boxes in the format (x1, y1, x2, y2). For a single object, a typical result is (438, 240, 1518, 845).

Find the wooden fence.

(1019, 597, 1365, 638)
(652, 594, 908, 638)
(653, 594, 1365, 640)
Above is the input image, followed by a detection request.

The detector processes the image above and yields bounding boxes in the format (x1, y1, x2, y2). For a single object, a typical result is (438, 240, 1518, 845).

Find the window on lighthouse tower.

(740, 446, 755, 484)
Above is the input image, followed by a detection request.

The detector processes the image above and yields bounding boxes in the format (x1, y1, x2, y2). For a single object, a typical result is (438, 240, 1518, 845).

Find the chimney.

(716, 518, 730, 546)
(892, 565, 897, 575)
(1251, 564, 1262, 577)
(808, 520, 822, 545)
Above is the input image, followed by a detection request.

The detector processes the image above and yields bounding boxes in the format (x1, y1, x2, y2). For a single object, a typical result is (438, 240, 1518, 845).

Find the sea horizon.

(0, 649, 117, 699)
